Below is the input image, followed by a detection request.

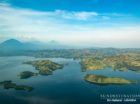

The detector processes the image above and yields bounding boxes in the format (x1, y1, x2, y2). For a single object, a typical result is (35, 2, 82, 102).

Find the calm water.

(0, 56, 140, 104)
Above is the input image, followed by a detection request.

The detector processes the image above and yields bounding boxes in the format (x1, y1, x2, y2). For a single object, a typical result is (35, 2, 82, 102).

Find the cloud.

(73, 11, 98, 20)
(54, 10, 98, 20)
(102, 16, 110, 20)
(0, 2, 140, 48)
(0, 2, 100, 42)
(53, 26, 140, 48)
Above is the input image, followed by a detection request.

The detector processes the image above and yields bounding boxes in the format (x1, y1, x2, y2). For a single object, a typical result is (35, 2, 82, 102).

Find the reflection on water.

(0, 56, 140, 104)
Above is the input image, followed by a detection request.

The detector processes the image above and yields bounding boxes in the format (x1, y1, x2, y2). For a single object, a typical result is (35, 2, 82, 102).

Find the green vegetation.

(25, 48, 140, 59)
(80, 54, 140, 72)
(80, 58, 106, 71)
(24, 60, 64, 75)
(84, 74, 136, 85)
(25, 48, 140, 72)
(19, 71, 37, 79)
(0, 80, 33, 92)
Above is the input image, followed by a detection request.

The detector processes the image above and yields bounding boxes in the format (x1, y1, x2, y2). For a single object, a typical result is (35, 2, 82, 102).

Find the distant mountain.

(0, 39, 25, 51)
(0, 39, 72, 53)
(1, 39, 22, 46)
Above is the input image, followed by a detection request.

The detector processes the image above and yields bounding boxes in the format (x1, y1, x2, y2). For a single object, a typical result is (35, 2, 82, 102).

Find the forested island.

(84, 74, 136, 85)
(19, 60, 64, 79)
(0, 80, 33, 92)
(19, 71, 38, 79)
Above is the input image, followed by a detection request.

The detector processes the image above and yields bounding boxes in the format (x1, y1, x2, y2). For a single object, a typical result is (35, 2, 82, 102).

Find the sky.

(0, 0, 140, 48)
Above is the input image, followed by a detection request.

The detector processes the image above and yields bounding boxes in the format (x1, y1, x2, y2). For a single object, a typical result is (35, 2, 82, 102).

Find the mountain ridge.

(0, 39, 71, 51)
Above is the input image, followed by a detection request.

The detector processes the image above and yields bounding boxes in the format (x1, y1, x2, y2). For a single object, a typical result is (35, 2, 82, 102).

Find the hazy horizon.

(1, 38, 140, 49)
(0, 0, 140, 48)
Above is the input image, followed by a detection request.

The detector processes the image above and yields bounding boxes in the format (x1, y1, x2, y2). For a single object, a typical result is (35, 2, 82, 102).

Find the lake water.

(0, 56, 140, 104)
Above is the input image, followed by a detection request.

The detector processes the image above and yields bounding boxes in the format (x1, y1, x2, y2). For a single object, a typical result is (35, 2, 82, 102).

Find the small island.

(23, 60, 64, 75)
(19, 71, 38, 79)
(84, 74, 137, 85)
(0, 80, 33, 92)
